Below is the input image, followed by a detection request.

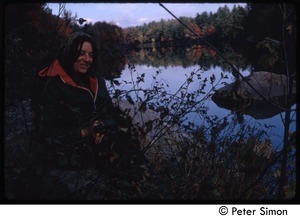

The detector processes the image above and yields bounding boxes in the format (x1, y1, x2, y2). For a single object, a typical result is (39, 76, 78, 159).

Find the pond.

(106, 46, 296, 150)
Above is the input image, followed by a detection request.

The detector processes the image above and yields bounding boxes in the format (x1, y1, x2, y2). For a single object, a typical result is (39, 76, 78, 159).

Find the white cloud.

(139, 18, 150, 23)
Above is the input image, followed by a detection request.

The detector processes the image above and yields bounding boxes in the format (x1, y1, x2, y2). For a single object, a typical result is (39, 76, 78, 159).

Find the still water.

(106, 48, 296, 150)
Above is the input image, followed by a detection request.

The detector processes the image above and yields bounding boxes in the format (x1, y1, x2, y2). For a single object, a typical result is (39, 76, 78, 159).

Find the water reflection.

(123, 45, 245, 71)
(103, 46, 295, 148)
(212, 97, 295, 120)
(98, 45, 250, 79)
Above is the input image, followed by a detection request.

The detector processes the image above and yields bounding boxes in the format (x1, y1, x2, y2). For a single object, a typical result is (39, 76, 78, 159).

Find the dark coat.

(33, 59, 116, 146)
(31, 60, 147, 177)
(30, 32, 147, 173)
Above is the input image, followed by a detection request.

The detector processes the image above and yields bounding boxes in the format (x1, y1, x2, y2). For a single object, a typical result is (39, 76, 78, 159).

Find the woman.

(33, 31, 138, 170)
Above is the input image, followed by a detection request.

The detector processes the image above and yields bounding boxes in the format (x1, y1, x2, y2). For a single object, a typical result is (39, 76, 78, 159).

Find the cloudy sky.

(47, 3, 247, 28)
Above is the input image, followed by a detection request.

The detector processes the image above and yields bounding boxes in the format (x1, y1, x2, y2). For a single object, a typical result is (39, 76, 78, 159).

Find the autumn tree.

(5, 3, 72, 104)
(92, 21, 126, 79)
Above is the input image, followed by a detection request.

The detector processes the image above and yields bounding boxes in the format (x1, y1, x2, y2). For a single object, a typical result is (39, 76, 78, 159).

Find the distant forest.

(4, 3, 297, 201)
(4, 3, 296, 104)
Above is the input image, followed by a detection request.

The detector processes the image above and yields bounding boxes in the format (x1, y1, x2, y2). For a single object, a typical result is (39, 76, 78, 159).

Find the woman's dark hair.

(58, 32, 98, 75)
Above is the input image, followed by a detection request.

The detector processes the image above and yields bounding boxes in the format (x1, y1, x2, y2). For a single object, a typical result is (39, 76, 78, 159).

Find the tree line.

(4, 2, 297, 200)
(4, 3, 296, 104)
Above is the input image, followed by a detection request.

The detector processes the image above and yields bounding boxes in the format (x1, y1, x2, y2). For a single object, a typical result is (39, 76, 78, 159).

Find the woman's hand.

(80, 120, 106, 144)
(80, 127, 90, 138)
(80, 120, 105, 144)
(92, 120, 106, 144)
(93, 132, 105, 144)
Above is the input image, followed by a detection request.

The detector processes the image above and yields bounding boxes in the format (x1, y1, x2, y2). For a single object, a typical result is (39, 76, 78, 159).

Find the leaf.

(119, 127, 128, 132)
(286, 24, 293, 34)
(139, 100, 147, 112)
(145, 120, 154, 132)
(113, 80, 121, 86)
(126, 94, 134, 105)
(210, 74, 216, 84)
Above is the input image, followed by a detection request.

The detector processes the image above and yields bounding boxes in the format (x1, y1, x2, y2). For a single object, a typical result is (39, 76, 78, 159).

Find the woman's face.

(73, 41, 94, 74)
